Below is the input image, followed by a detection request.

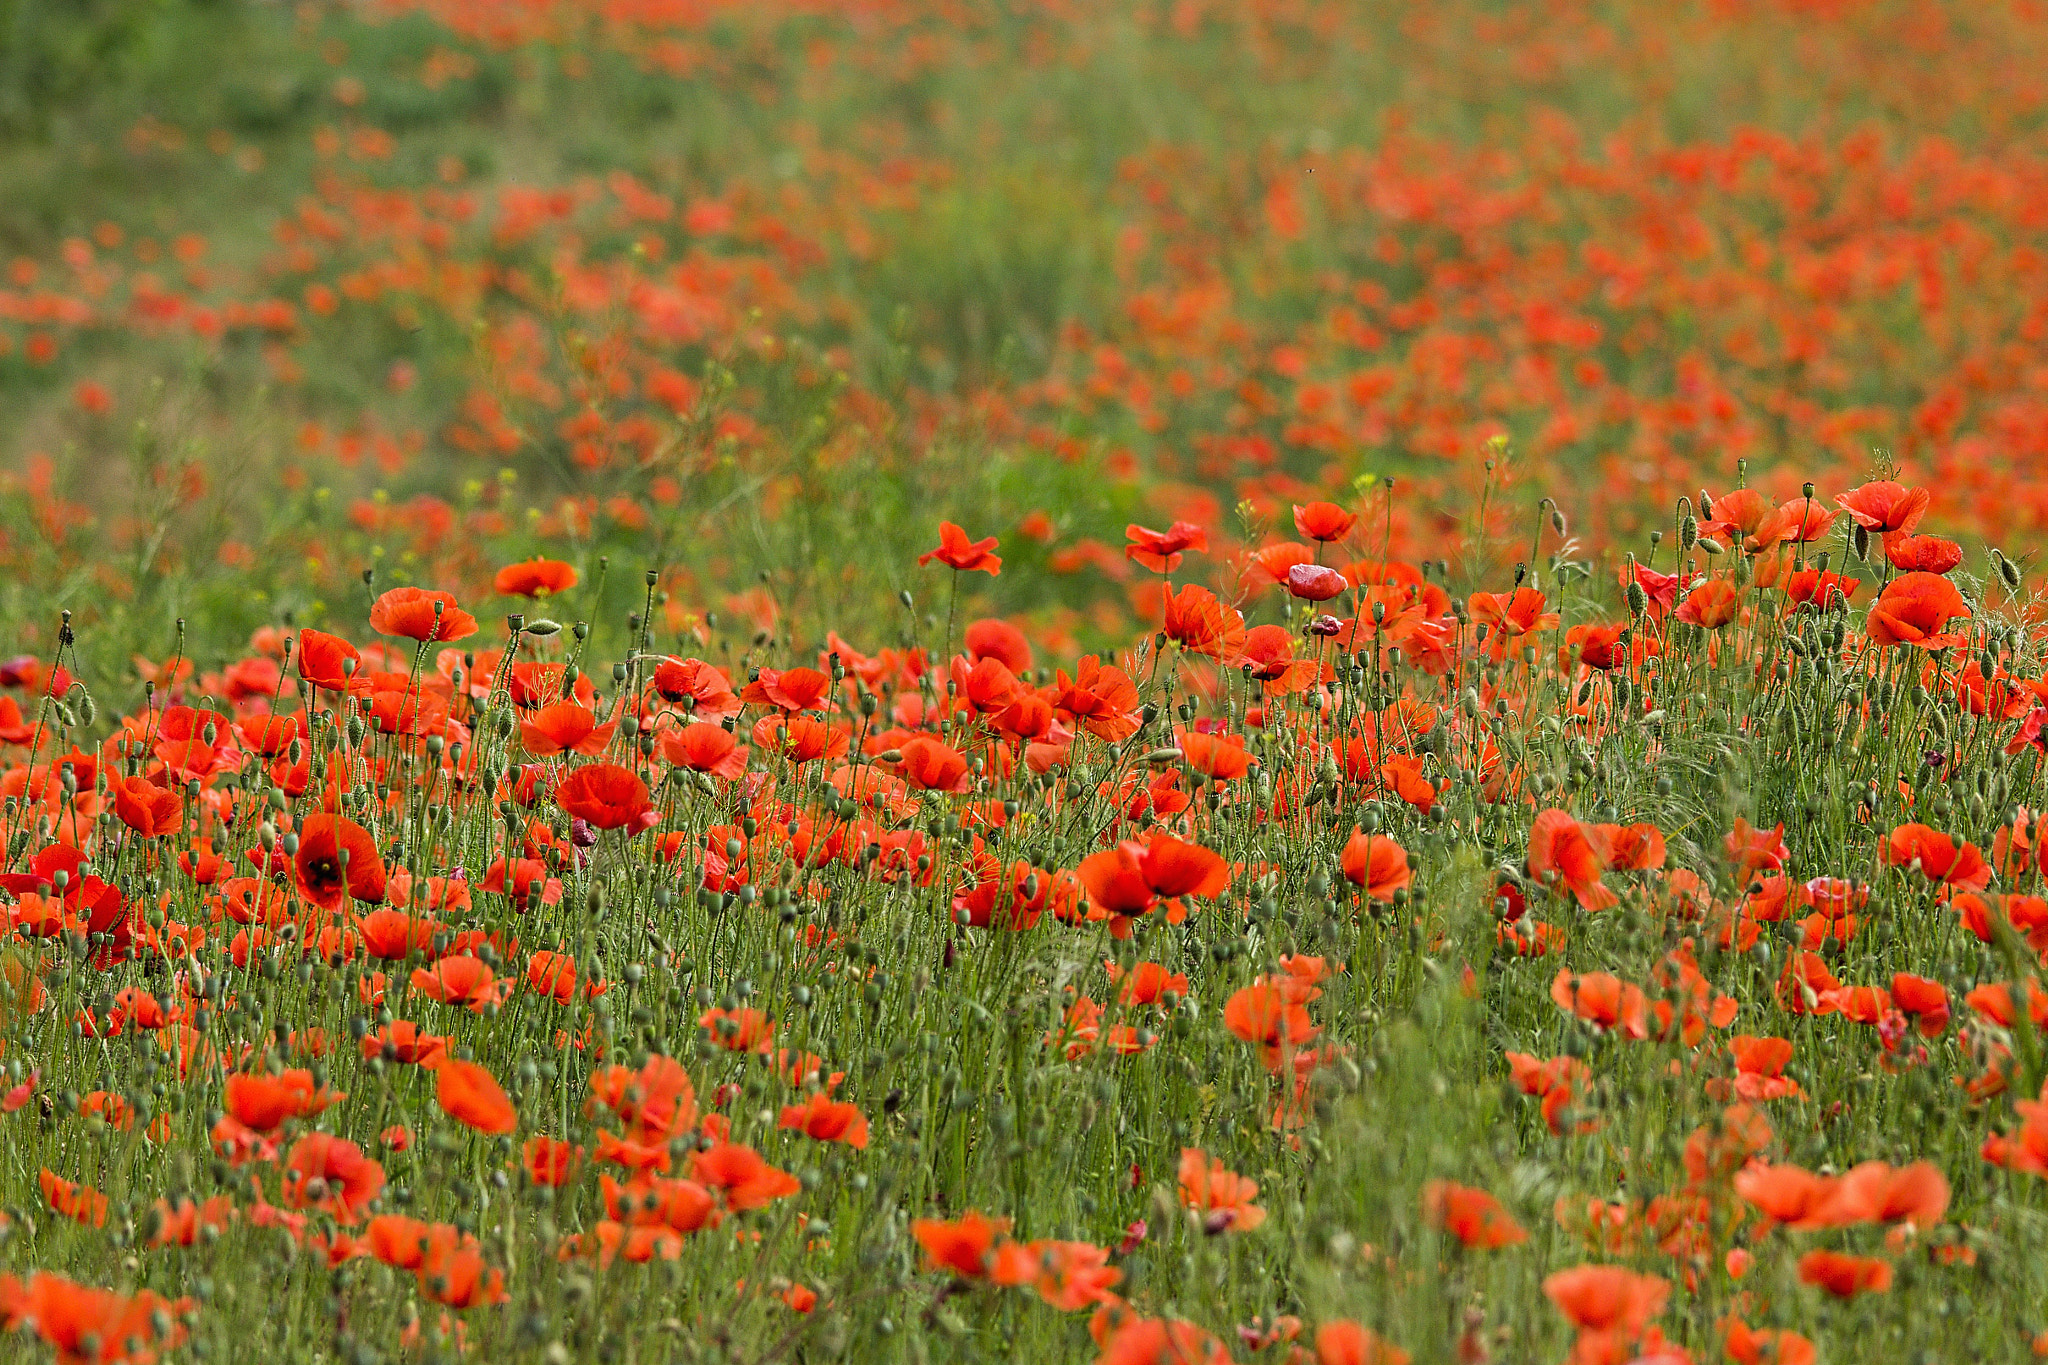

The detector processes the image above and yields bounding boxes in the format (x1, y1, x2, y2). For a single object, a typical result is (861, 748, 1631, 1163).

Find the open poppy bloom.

(224, 1069, 343, 1132)
(1882, 822, 1990, 890)
(369, 586, 479, 642)
(494, 557, 578, 596)
(294, 815, 388, 910)
(555, 763, 655, 832)
(1865, 571, 1969, 648)
(436, 1059, 518, 1134)
(1836, 480, 1931, 535)
(1528, 809, 1616, 910)
(1124, 520, 1208, 573)
(1552, 968, 1649, 1038)
(1178, 1148, 1266, 1233)
(1421, 1180, 1527, 1249)
(1075, 832, 1229, 934)
(110, 774, 182, 838)
(1796, 1250, 1893, 1298)
(1293, 501, 1357, 542)
(1340, 827, 1411, 902)
(918, 522, 1001, 574)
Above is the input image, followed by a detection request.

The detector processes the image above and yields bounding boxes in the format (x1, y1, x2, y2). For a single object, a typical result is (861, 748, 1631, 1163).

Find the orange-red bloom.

(1865, 571, 1969, 649)
(437, 1059, 517, 1134)
(1422, 1180, 1527, 1249)
(1178, 1148, 1266, 1232)
(494, 558, 578, 596)
(369, 586, 478, 642)
(919, 522, 1002, 574)
(294, 815, 387, 911)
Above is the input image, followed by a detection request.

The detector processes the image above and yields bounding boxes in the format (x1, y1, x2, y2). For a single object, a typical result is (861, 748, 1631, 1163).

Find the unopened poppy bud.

(1549, 508, 1566, 535)
(77, 692, 95, 725)
(1852, 523, 1870, 561)
(525, 618, 560, 637)
(1144, 747, 1183, 767)
(1699, 490, 1714, 520)
(898, 590, 914, 609)
(1680, 516, 1698, 553)
(1998, 551, 2023, 590)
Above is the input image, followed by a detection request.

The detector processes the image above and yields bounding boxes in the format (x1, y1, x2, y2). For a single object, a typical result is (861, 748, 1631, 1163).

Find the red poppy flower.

(688, 1141, 801, 1209)
(436, 1059, 517, 1134)
(895, 735, 972, 793)
(294, 815, 387, 911)
(369, 587, 478, 643)
(1882, 822, 1990, 890)
(225, 1069, 342, 1133)
(740, 666, 832, 712)
(1124, 520, 1208, 573)
(648, 657, 740, 717)
(1238, 625, 1320, 695)
(555, 763, 654, 831)
(1422, 1180, 1527, 1249)
(520, 701, 616, 756)
(110, 774, 181, 838)
(660, 721, 749, 778)
(282, 1133, 386, 1223)
(1162, 584, 1246, 660)
(1565, 623, 1626, 671)
(296, 628, 365, 692)
(1797, 1250, 1893, 1298)
(1340, 827, 1411, 902)
(494, 558, 578, 597)
(1884, 534, 1962, 575)
(1783, 568, 1861, 607)
(1181, 731, 1252, 782)
(918, 522, 1001, 575)
(964, 618, 1032, 672)
(912, 1210, 1009, 1277)
(1675, 579, 1740, 628)
(1178, 1147, 1266, 1232)
(1076, 832, 1228, 929)
(778, 1092, 870, 1149)
(1836, 480, 1930, 535)
(1542, 1264, 1668, 1335)
(1313, 1321, 1408, 1365)
(1865, 571, 1969, 648)
(522, 1136, 581, 1186)
(1528, 810, 1615, 910)
(1552, 968, 1649, 1038)
(1467, 587, 1558, 659)
(1292, 501, 1357, 542)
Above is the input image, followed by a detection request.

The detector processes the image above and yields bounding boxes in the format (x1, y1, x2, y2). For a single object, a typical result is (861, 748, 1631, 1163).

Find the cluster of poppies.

(5, 457, 2048, 1359)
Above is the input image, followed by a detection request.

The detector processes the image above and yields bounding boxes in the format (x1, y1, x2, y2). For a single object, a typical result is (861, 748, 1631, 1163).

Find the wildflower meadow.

(8, 1, 2048, 1362)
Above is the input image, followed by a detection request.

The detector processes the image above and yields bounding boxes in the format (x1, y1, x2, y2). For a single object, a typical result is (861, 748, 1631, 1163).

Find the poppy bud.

(1852, 523, 1870, 561)
(1998, 551, 2023, 590)
(525, 618, 560, 637)
(1680, 516, 1698, 553)
(1550, 508, 1566, 536)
